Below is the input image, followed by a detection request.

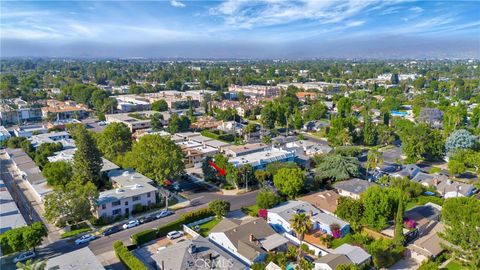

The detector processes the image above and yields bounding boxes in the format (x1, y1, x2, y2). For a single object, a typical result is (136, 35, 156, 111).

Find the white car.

(156, 210, 173, 219)
(74, 234, 95, 245)
(13, 251, 36, 263)
(167, 231, 184, 240)
(122, 219, 140, 230)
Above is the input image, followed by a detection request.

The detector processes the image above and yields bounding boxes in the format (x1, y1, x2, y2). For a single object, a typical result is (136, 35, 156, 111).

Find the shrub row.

(131, 208, 214, 245)
(200, 130, 235, 142)
(113, 241, 148, 270)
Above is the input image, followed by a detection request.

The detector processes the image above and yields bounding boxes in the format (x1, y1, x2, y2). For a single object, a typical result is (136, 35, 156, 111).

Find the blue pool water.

(391, 110, 408, 117)
(286, 262, 295, 270)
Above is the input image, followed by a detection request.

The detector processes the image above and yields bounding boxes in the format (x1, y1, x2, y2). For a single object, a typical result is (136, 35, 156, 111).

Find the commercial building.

(0, 98, 43, 125)
(13, 124, 48, 138)
(95, 169, 157, 218)
(105, 111, 158, 132)
(228, 85, 280, 97)
(224, 143, 268, 157)
(27, 131, 75, 149)
(41, 100, 91, 120)
(228, 147, 296, 170)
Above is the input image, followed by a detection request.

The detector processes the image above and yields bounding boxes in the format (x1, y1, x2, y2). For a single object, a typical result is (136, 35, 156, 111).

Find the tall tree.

(44, 180, 98, 226)
(393, 195, 405, 246)
(42, 161, 73, 187)
(441, 197, 480, 269)
(316, 154, 359, 181)
(366, 148, 383, 177)
(362, 186, 398, 230)
(273, 167, 305, 198)
(124, 135, 185, 185)
(96, 122, 132, 163)
(290, 213, 312, 261)
(335, 197, 364, 231)
(445, 129, 477, 154)
(72, 126, 103, 186)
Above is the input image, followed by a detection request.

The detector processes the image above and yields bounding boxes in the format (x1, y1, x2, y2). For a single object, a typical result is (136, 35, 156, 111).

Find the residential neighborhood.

(1, 1, 480, 269)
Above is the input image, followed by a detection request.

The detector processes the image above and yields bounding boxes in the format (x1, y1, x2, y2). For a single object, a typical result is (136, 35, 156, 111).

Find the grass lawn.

(442, 260, 467, 270)
(198, 218, 222, 237)
(61, 223, 92, 238)
(331, 234, 354, 249)
(242, 204, 260, 217)
(405, 195, 444, 210)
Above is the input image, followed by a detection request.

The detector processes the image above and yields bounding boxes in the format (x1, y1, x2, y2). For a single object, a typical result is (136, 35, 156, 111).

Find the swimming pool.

(391, 110, 408, 117)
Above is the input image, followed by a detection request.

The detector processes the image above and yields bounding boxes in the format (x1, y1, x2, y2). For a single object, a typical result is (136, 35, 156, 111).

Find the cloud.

(170, 0, 185, 8)
(346, 20, 365, 27)
(210, 0, 407, 29)
(409, 6, 424, 13)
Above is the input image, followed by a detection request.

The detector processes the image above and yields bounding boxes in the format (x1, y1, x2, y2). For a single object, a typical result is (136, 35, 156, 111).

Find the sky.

(1, 0, 479, 59)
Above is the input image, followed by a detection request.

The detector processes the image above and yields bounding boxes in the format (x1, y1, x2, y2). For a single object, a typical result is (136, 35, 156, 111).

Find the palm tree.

(366, 147, 383, 178)
(290, 213, 312, 261)
(16, 259, 46, 270)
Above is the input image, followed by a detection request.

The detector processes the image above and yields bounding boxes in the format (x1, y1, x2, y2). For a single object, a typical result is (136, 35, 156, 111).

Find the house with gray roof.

(46, 247, 104, 270)
(209, 217, 289, 265)
(413, 173, 475, 198)
(390, 164, 422, 179)
(152, 236, 247, 270)
(313, 253, 352, 270)
(334, 178, 376, 200)
(333, 244, 371, 266)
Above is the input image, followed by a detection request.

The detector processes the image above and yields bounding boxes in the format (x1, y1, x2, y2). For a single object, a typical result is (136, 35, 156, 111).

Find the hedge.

(200, 130, 234, 142)
(131, 208, 214, 245)
(113, 241, 148, 270)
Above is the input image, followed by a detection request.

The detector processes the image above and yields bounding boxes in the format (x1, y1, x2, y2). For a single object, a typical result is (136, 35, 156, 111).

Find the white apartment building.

(95, 169, 157, 218)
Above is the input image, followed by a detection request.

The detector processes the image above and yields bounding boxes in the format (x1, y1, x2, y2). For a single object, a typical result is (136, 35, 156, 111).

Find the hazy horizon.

(1, 0, 479, 59)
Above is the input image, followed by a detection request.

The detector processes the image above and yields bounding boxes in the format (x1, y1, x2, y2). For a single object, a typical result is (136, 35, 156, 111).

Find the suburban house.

(313, 253, 352, 270)
(333, 244, 371, 266)
(298, 191, 341, 216)
(267, 201, 350, 239)
(209, 217, 289, 265)
(407, 222, 449, 263)
(95, 169, 157, 218)
(412, 173, 475, 198)
(286, 140, 333, 157)
(176, 140, 218, 168)
(46, 247, 105, 270)
(151, 236, 247, 270)
(390, 164, 422, 179)
(334, 178, 376, 200)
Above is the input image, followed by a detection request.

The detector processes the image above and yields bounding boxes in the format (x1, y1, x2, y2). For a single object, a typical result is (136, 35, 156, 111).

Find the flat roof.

(0, 179, 27, 233)
(229, 147, 295, 168)
(98, 170, 157, 205)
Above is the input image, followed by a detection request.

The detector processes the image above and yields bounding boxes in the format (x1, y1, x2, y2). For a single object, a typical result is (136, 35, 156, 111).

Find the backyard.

(196, 218, 222, 237)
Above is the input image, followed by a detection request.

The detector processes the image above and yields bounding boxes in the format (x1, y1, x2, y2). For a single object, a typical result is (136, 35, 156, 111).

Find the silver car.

(13, 251, 36, 263)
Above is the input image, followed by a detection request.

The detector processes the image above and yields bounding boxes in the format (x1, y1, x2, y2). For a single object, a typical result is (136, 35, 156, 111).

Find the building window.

(112, 201, 120, 206)
(125, 201, 129, 206)
(112, 209, 121, 215)
(101, 204, 106, 210)
(132, 196, 140, 201)
(147, 192, 151, 198)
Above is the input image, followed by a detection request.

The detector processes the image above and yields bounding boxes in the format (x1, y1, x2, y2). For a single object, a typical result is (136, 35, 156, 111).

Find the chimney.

(249, 234, 255, 242)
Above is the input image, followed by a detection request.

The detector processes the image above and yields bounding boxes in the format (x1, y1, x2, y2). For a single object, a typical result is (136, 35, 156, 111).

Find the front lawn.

(61, 223, 92, 238)
(442, 260, 468, 270)
(405, 195, 444, 210)
(198, 218, 222, 237)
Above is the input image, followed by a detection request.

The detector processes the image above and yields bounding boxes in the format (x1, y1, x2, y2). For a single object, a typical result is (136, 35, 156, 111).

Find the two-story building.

(95, 169, 157, 218)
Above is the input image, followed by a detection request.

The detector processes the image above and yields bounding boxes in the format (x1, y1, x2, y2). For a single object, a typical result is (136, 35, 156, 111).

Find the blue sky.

(1, 0, 479, 58)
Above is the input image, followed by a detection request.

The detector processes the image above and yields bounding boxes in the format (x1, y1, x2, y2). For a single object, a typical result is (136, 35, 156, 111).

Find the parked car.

(103, 226, 121, 236)
(13, 251, 36, 263)
(139, 215, 156, 224)
(122, 219, 140, 229)
(75, 234, 95, 245)
(156, 210, 173, 219)
(167, 230, 184, 240)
